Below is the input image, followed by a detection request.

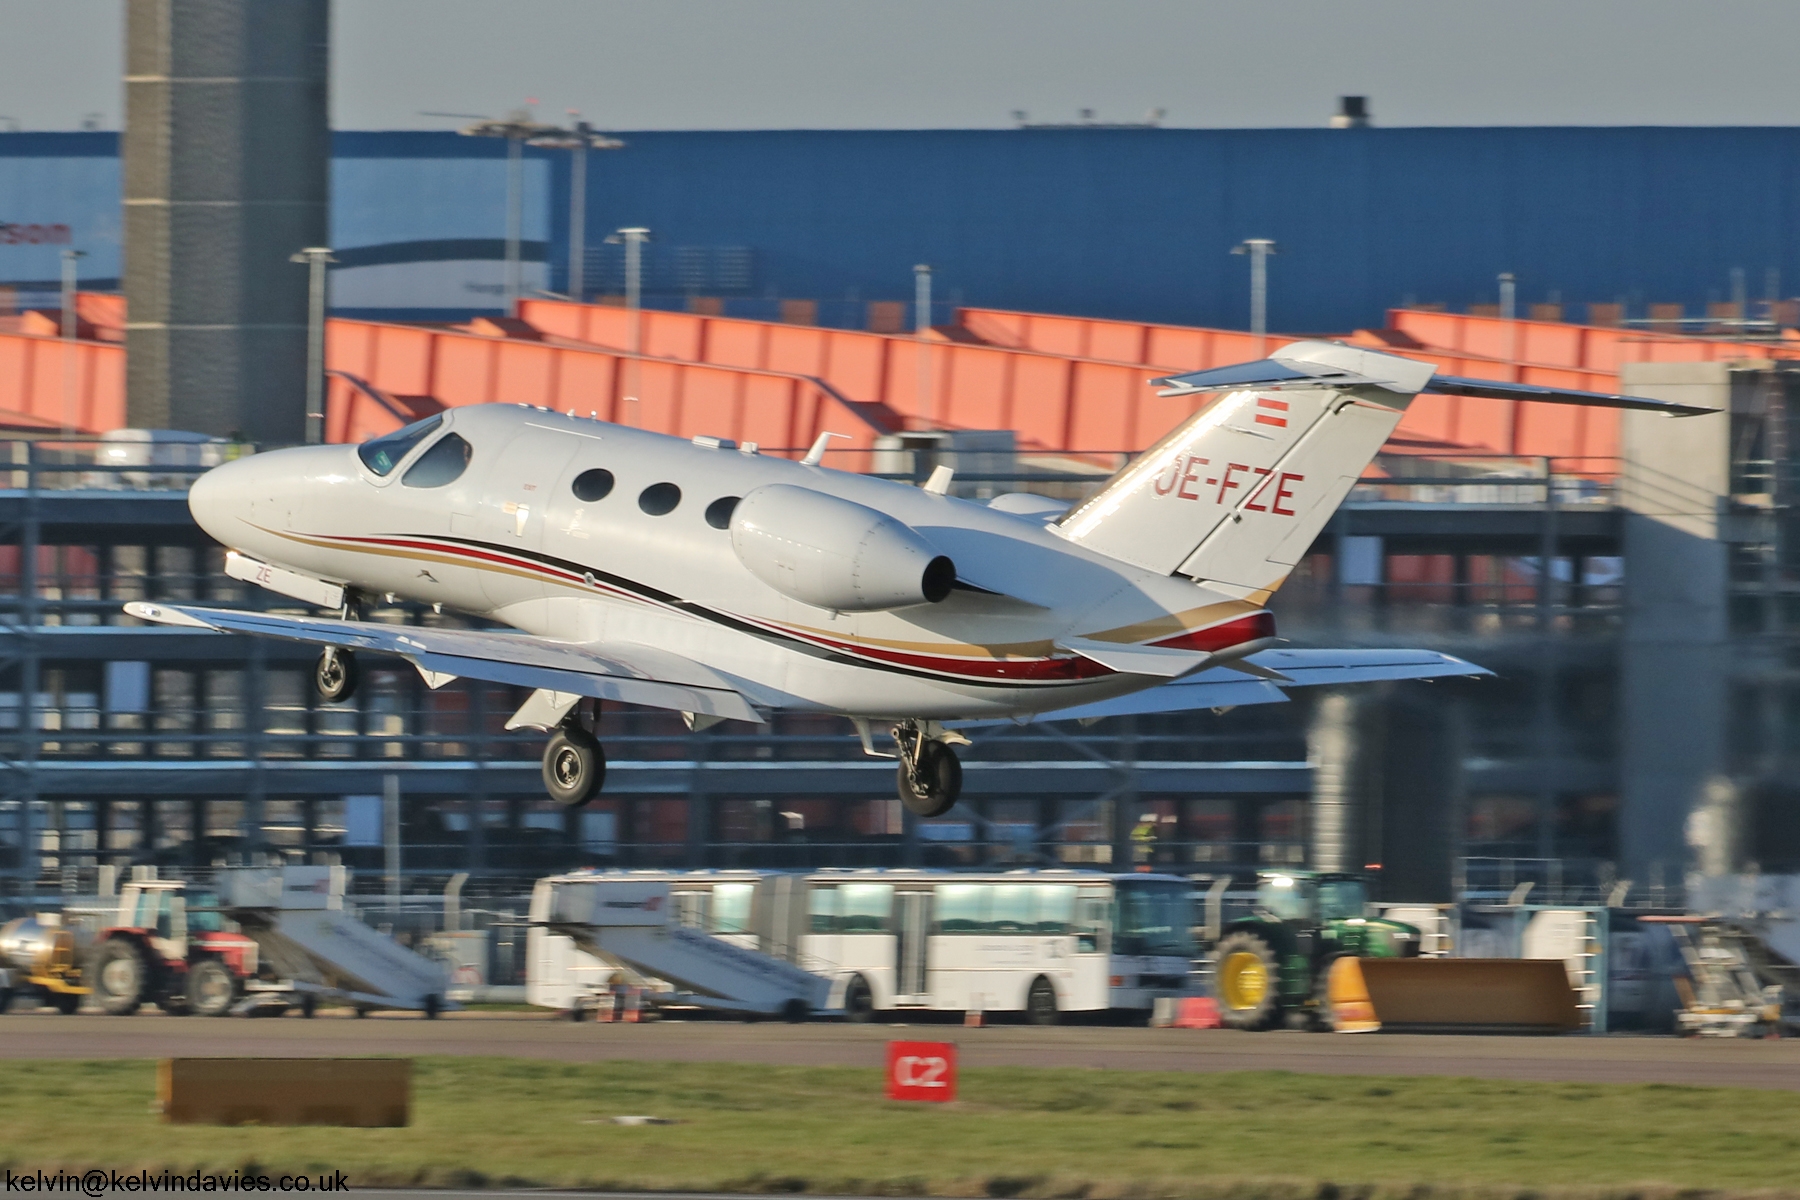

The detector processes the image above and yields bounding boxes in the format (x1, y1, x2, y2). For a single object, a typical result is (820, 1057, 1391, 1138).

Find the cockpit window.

(358, 415, 444, 477)
(402, 433, 473, 488)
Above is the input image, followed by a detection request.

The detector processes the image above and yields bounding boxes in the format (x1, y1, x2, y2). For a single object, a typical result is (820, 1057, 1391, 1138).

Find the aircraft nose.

(187, 454, 258, 548)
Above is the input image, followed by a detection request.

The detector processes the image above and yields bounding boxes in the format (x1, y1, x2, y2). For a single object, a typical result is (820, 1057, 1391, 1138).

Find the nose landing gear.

(893, 720, 964, 818)
(542, 719, 606, 807)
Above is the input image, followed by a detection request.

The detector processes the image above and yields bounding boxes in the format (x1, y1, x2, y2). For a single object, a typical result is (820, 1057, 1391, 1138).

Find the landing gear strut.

(893, 721, 963, 818)
(542, 718, 606, 808)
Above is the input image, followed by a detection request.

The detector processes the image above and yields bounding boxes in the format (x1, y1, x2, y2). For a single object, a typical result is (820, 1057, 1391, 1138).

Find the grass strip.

(3, 1057, 1799, 1199)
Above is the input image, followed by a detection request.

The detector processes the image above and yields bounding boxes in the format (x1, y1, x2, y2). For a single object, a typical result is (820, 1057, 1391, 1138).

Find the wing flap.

(123, 602, 763, 724)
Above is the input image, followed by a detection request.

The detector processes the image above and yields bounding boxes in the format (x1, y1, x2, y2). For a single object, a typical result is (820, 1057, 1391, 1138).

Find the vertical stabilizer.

(1054, 342, 1434, 597)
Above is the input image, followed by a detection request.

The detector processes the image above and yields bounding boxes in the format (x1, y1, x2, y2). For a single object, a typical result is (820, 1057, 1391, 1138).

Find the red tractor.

(88, 880, 260, 1017)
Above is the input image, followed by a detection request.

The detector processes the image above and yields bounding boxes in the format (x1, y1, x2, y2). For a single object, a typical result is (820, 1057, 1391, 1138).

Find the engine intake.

(730, 484, 955, 611)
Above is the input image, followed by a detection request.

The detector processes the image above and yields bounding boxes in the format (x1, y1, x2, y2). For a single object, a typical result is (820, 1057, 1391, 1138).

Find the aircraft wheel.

(186, 959, 238, 1018)
(91, 938, 150, 1016)
(542, 725, 606, 807)
(315, 647, 359, 703)
(897, 740, 961, 818)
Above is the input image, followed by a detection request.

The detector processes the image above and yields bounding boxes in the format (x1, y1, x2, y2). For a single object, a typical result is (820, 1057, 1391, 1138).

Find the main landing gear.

(314, 647, 359, 703)
(542, 717, 607, 808)
(893, 720, 964, 818)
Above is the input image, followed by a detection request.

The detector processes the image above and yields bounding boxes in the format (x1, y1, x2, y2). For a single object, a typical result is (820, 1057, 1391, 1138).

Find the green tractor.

(1211, 871, 1421, 1030)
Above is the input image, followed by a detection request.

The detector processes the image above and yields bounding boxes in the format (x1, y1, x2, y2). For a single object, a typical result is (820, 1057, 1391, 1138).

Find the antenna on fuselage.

(801, 431, 848, 467)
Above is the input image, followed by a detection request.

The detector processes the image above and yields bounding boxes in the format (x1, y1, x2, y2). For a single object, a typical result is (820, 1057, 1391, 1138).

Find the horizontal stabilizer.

(1424, 375, 1715, 417)
(1154, 359, 1400, 396)
(123, 602, 764, 724)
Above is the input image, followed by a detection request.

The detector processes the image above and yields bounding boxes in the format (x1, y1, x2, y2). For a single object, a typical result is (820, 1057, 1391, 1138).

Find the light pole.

(914, 263, 933, 427)
(460, 110, 562, 313)
(606, 227, 652, 415)
(529, 115, 625, 302)
(290, 247, 336, 444)
(1232, 239, 1278, 342)
(1498, 272, 1516, 321)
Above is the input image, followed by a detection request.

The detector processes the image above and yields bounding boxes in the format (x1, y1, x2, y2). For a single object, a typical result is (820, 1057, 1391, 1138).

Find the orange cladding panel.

(492, 341, 558, 407)
(433, 337, 497, 407)
(681, 366, 743, 441)
(957, 309, 1027, 348)
(738, 375, 799, 449)
(939, 345, 1010, 431)
(764, 325, 830, 376)
(554, 353, 618, 421)
(1519, 321, 1585, 368)
(820, 331, 887, 405)
(1086, 322, 1149, 366)
(517, 298, 584, 340)
(629, 358, 683, 435)
(1065, 362, 1139, 450)
(1022, 315, 1088, 358)
(644, 311, 704, 361)
(1007, 353, 1073, 451)
(705, 320, 767, 370)
(1144, 327, 1211, 371)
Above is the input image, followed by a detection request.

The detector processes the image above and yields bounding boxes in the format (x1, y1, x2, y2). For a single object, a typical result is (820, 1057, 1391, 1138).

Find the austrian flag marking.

(1254, 397, 1290, 428)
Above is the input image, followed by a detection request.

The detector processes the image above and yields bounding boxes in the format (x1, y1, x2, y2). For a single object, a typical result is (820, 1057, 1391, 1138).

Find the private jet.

(126, 340, 1709, 816)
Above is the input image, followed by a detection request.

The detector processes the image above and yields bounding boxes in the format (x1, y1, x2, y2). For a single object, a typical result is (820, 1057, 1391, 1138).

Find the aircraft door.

(470, 425, 582, 609)
(895, 890, 930, 1001)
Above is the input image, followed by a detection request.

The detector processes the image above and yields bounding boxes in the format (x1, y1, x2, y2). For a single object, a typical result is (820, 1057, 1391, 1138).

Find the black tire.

(91, 938, 151, 1016)
(300, 994, 317, 1019)
(542, 725, 606, 807)
(186, 959, 237, 1018)
(156, 995, 190, 1016)
(52, 990, 82, 1015)
(1026, 976, 1060, 1026)
(0, 988, 12, 1014)
(896, 741, 962, 818)
(782, 998, 810, 1024)
(354, 1006, 369, 1018)
(315, 647, 359, 703)
(843, 974, 875, 1023)
(424, 993, 441, 1020)
(1213, 930, 1282, 1031)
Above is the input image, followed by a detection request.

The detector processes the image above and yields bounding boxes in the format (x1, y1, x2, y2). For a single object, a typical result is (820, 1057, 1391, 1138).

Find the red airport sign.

(886, 1040, 956, 1102)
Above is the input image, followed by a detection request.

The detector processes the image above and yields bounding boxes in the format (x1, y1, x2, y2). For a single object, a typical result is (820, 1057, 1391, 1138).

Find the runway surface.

(4, 1010, 1797, 1090)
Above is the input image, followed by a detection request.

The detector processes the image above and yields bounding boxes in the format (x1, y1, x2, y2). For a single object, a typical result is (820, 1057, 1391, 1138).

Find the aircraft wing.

(966, 647, 1491, 725)
(122, 601, 763, 724)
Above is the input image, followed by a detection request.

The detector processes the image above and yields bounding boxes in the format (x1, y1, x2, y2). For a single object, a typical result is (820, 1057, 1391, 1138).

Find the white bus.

(571, 868, 1196, 1023)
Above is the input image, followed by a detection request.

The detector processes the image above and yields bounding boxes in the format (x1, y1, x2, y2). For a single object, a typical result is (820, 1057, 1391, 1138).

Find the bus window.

(808, 886, 839, 934)
(713, 883, 754, 934)
(840, 883, 894, 932)
(989, 884, 1033, 934)
(1075, 892, 1108, 953)
(1034, 884, 1076, 934)
(935, 883, 987, 933)
(1316, 878, 1368, 922)
(1114, 881, 1196, 958)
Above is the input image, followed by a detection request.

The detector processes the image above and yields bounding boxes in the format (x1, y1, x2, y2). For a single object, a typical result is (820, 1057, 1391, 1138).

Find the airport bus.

(545, 868, 1196, 1022)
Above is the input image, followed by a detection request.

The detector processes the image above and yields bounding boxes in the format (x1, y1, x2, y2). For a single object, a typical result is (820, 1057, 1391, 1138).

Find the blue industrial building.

(4, 125, 1800, 331)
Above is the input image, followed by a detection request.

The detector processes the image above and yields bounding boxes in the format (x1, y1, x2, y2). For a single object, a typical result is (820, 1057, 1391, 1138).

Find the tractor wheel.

(1213, 931, 1282, 1031)
(843, 974, 875, 1023)
(52, 990, 82, 1015)
(91, 938, 151, 1016)
(186, 959, 238, 1018)
(1309, 954, 1348, 1032)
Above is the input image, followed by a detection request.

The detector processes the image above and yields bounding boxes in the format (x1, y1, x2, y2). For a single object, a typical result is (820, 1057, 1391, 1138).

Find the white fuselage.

(188, 404, 1272, 721)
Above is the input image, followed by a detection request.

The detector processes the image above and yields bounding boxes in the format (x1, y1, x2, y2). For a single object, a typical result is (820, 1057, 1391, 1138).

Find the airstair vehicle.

(528, 872, 832, 1020)
(213, 866, 454, 1016)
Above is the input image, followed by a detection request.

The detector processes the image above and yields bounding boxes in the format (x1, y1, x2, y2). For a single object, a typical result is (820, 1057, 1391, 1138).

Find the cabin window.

(638, 482, 681, 515)
(571, 468, 614, 502)
(401, 433, 472, 488)
(357, 415, 443, 477)
(704, 496, 740, 530)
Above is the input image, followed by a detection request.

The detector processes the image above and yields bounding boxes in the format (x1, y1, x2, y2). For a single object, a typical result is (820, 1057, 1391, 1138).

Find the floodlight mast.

(528, 115, 625, 302)
(460, 110, 564, 312)
(290, 247, 337, 444)
(605, 227, 652, 419)
(1232, 238, 1278, 344)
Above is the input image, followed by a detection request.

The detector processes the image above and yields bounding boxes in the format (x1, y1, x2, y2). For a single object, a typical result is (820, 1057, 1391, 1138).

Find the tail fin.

(1054, 341, 1434, 598)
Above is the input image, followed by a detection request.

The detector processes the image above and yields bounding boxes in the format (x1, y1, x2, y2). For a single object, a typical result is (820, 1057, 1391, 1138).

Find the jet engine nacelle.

(730, 484, 956, 611)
